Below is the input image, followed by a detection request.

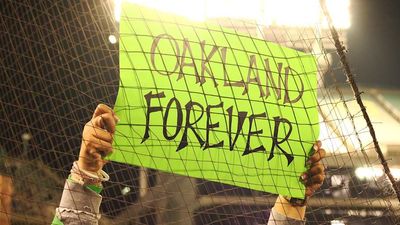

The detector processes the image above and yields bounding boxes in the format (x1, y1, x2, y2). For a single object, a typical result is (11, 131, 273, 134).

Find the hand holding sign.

(110, 2, 319, 198)
(303, 141, 326, 197)
(79, 104, 119, 173)
(272, 141, 326, 221)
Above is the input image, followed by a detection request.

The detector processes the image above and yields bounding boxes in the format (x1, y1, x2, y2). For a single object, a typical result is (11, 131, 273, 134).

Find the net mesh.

(0, 0, 399, 224)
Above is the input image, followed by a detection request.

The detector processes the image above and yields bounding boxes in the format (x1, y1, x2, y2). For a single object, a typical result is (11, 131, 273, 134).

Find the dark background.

(348, 0, 400, 88)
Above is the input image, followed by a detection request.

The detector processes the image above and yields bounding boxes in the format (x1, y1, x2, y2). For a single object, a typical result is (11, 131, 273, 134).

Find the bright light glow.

(108, 34, 117, 44)
(390, 168, 400, 180)
(355, 167, 384, 180)
(114, 0, 122, 22)
(326, 0, 351, 29)
(114, 0, 350, 29)
(264, 0, 320, 27)
(265, 0, 350, 28)
(205, 0, 261, 21)
(331, 220, 345, 225)
(120, 0, 205, 21)
(318, 117, 350, 154)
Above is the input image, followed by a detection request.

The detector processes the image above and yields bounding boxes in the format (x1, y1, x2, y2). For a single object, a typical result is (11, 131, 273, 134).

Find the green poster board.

(110, 2, 319, 198)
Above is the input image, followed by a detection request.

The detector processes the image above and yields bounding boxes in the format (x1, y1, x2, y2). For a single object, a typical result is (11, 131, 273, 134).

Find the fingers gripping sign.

(269, 141, 326, 222)
(78, 104, 120, 173)
(301, 141, 326, 197)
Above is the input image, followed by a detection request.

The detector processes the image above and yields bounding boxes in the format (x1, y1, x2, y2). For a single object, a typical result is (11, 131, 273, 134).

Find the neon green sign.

(110, 2, 319, 198)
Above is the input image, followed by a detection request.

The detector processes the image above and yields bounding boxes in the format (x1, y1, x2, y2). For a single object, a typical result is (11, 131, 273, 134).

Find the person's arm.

(267, 141, 326, 225)
(52, 104, 118, 225)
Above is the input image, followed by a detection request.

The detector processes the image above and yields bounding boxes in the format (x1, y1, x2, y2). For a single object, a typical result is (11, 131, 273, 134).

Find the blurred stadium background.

(1, 0, 399, 224)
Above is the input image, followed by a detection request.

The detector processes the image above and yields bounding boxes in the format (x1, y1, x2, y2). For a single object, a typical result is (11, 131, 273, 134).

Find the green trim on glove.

(67, 175, 103, 194)
(86, 183, 103, 194)
(51, 216, 64, 225)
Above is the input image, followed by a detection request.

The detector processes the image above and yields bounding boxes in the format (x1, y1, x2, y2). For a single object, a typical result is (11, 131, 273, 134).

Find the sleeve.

(52, 179, 103, 225)
(267, 208, 306, 225)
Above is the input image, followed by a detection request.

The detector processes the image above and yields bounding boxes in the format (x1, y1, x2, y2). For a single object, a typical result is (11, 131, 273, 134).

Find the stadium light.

(114, 0, 350, 29)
